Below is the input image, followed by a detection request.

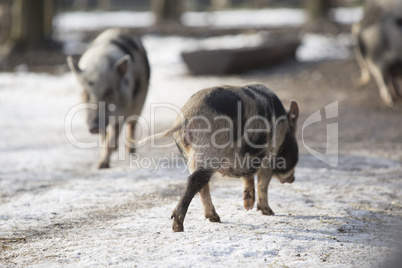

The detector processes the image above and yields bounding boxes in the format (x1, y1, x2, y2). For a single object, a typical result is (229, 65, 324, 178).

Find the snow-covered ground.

(1, 6, 402, 268)
(1, 68, 402, 266)
(54, 7, 363, 31)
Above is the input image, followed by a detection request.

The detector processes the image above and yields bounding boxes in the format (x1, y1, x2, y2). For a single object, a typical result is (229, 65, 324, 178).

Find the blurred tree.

(211, 0, 231, 10)
(98, 0, 111, 11)
(151, 0, 184, 25)
(247, 0, 271, 9)
(73, 0, 89, 11)
(9, 0, 55, 50)
(304, 0, 340, 34)
(305, 0, 333, 21)
(0, 1, 12, 46)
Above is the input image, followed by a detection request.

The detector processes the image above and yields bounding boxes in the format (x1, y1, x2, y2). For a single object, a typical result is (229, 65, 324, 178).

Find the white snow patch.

(331, 6, 363, 25)
(182, 32, 269, 51)
(296, 33, 354, 62)
(54, 6, 363, 32)
(181, 8, 306, 28)
(54, 11, 155, 31)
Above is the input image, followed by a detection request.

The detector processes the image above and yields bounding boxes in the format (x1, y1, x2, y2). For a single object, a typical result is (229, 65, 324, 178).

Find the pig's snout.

(280, 175, 295, 184)
(286, 176, 295, 184)
(88, 115, 107, 134)
(89, 123, 100, 134)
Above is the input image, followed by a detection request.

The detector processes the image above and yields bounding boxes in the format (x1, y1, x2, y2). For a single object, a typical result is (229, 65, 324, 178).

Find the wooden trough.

(181, 35, 300, 75)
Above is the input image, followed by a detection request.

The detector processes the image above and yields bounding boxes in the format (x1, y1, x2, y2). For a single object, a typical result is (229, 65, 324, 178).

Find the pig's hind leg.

(367, 60, 395, 106)
(199, 183, 220, 222)
(256, 169, 274, 216)
(242, 176, 255, 210)
(171, 167, 216, 232)
(391, 74, 402, 99)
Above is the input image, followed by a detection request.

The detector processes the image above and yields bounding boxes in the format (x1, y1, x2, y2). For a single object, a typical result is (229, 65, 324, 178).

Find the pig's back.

(178, 84, 289, 166)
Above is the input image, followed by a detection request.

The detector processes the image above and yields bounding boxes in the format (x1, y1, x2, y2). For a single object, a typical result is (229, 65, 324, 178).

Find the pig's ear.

(67, 56, 82, 74)
(115, 55, 131, 77)
(287, 100, 299, 133)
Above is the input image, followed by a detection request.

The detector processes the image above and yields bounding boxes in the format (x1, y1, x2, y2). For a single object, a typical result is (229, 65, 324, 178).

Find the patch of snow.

(54, 6, 363, 33)
(331, 6, 363, 25)
(296, 33, 354, 62)
(182, 8, 306, 28)
(54, 11, 155, 31)
(54, 8, 306, 32)
(182, 32, 269, 51)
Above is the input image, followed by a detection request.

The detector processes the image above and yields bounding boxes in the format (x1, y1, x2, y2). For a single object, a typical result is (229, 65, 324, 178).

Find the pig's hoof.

(98, 162, 110, 169)
(205, 211, 221, 223)
(243, 198, 255, 210)
(208, 215, 221, 223)
(172, 217, 184, 232)
(384, 99, 394, 107)
(126, 147, 136, 154)
(381, 92, 394, 107)
(257, 204, 275, 216)
(243, 191, 255, 210)
(171, 210, 184, 232)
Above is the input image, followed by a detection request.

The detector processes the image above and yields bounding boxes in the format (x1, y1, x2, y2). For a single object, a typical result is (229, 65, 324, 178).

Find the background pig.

(352, 0, 402, 106)
(67, 28, 150, 168)
(139, 83, 299, 232)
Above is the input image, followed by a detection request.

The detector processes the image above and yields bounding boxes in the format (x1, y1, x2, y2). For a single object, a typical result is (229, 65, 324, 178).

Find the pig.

(138, 83, 299, 232)
(352, 0, 402, 107)
(67, 28, 150, 168)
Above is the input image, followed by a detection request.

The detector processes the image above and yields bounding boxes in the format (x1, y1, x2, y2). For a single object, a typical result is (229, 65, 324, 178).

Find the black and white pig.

(139, 83, 299, 232)
(352, 0, 402, 106)
(67, 28, 150, 168)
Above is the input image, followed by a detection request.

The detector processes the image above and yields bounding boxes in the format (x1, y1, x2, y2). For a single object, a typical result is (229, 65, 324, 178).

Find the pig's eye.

(87, 81, 94, 87)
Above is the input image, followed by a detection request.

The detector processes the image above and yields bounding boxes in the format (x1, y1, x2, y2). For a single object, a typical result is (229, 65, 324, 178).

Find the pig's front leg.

(125, 121, 136, 154)
(256, 169, 274, 216)
(242, 176, 255, 210)
(98, 124, 120, 169)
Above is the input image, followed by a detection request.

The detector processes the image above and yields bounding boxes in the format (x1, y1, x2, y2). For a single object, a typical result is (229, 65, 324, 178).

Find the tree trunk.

(10, 0, 53, 48)
(305, 0, 332, 21)
(151, 0, 184, 25)
(0, 1, 12, 46)
(211, 0, 231, 10)
(73, 0, 89, 11)
(98, 0, 112, 11)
